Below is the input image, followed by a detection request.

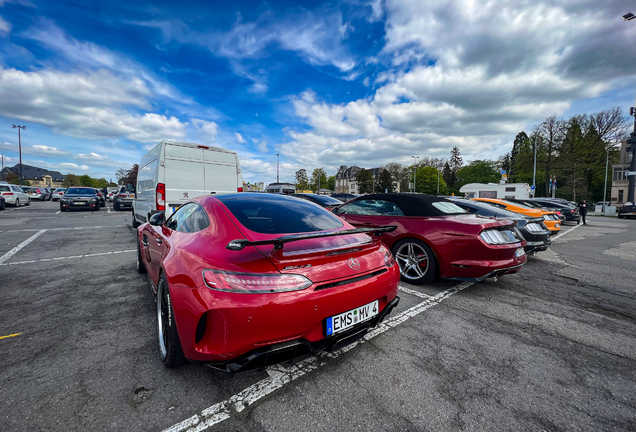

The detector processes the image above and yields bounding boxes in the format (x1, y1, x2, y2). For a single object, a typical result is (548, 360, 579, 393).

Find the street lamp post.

(602, 144, 610, 212)
(437, 168, 440, 195)
(411, 156, 419, 193)
(12, 125, 26, 186)
(625, 13, 636, 203)
(532, 133, 538, 197)
(276, 154, 280, 183)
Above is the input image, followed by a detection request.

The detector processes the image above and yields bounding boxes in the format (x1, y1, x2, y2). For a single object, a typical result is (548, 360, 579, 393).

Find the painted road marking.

(55, 211, 61, 214)
(163, 280, 475, 432)
(0, 333, 22, 340)
(0, 249, 135, 266)
(0, 225, 129, 233)
(0, 230, 47, 264)
(399, 285, 434, 299)
(551, 223, 582, 242)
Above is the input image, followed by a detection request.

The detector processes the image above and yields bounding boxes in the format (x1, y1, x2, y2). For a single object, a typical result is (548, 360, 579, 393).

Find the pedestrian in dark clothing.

(578, 199, 588, 225)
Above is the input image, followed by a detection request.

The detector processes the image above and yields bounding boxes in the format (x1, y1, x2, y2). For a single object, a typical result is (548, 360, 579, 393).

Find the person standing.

(578, 199, 588, 225)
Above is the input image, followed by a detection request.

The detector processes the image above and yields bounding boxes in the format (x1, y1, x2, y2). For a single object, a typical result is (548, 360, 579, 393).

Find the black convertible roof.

(356, 193, 463, 217)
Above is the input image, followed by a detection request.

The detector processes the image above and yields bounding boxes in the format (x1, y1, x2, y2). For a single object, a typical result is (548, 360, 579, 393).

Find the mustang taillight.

(480, 229, 520, 245)
(156, 183, 165, 211)
(202, 270, 312, 293)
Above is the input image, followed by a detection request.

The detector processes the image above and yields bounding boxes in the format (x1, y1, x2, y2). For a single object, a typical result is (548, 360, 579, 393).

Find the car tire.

(94, 204, 100, 211)
(0, 200, 5, 210)
(157, 273, 185, 368)
(132, 212, 140, 228)
(114, 202, 120, 211)
(25, 198, 30, 206)
(618, 215, 623, 219)
(392, 238, 437, 285)
(136, 237, 147, 274)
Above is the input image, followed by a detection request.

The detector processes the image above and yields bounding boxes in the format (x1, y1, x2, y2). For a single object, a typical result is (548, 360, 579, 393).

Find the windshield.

(66, 188, 96, 195)
(431, 201, 468, 214)
(218, 194, 344, 234)
(500, 199, 535, 210)
(454, 199, 523, 218)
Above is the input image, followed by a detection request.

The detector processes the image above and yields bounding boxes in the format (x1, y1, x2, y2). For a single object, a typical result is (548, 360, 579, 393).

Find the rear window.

(431, 202, 467, 214)
(218, 194, 343, 234)
(0, 186, 10, 192)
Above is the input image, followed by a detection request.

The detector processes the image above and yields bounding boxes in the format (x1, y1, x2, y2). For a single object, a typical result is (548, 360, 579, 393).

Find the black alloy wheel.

(156, 274, 185, 368)
(392, 238, 437, 285)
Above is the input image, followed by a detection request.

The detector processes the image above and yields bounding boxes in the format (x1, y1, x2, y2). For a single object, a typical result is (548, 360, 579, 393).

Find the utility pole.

(13, 125, 26, 185)
(628, 106, 636, 203)
(437, 169, 440, 195)
(602, 146, 609, 212)
(532, 133, 538, 197)
(276, 154, 279, 183)
(411, 156, 419, 193)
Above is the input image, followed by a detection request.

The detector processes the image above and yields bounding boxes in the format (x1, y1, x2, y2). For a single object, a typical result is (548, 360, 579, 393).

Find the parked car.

(0, 182, 30, 207)
(136, 193, 400, 370)
(528, 199, 580, 223)
(501, 199, 565, 221)
(449, 198, 551, 254)
(24, 186, 50, 201)
(44, 187, 53, 201)
(291, 193, 343, 210)
(132, 140, 243, 228)
(333, 194, 527, 284)
(51, 188, 66, 201)
(107, 191, 116, 202)
(113, 186, 134, 211)
(618, 201, 636, 219)
(59, 187, 100, 211)
(93, 188, 106, 207)
(472, 198, 561, 234)
(0, 195, 5, 210)
(331, 193, 360, 202)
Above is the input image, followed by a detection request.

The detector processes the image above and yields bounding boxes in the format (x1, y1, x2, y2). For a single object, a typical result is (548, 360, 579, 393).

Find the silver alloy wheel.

(395, 242, 429, 280)
(157, 279, 168, 360)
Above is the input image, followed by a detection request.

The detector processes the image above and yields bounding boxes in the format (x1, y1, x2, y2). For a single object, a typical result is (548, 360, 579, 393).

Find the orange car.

(472, 198, 561, 233)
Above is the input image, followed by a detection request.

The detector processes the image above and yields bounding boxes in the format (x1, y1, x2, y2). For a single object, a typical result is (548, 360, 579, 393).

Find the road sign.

(530, 185, 536, 190)
(626, 171, 636, 176)
(500, 169, 506, 175)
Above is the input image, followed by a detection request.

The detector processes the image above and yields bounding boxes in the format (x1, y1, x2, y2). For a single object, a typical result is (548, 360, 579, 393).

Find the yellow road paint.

(0, 332, 22, 340)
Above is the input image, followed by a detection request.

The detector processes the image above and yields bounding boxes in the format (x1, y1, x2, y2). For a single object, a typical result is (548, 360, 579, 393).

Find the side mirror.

(149, 212, 165, 226)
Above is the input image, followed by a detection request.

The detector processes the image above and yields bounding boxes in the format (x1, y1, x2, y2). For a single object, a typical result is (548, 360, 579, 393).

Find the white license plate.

(325, 300, 379, 336)
(73, 202, 86, 205)
(555, 223, 560, 228)
(515, 247, 526, 258)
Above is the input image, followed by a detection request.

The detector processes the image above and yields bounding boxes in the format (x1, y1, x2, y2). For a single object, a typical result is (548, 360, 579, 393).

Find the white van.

(132, 140, 243, 227)
(459, 183, 531, 200)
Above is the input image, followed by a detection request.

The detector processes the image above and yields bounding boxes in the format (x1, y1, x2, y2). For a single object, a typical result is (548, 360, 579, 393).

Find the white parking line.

(551, 223, 583, 242)
(0, 229, 47, 264)
(163, 280, 475, 432)
(0, 249, 135, 266)
(398, 285, 434, 299)
(55, 211, 61, 214)
(1, 225, 128, 233)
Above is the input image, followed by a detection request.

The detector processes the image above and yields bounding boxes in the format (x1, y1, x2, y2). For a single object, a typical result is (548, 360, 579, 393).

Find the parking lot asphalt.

(1, 202, 635, 431)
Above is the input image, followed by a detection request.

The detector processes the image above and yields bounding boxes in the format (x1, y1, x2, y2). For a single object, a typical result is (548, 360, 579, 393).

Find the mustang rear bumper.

(199, 296, 400, 373)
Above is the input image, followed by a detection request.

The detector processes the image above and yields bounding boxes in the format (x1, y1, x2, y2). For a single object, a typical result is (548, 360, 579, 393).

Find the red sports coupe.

(334, 194, 527, 284)
(136, 193, 401, 371)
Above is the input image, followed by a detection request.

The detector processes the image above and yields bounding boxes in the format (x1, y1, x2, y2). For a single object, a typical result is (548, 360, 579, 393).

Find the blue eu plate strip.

(326, 317, 333, 336)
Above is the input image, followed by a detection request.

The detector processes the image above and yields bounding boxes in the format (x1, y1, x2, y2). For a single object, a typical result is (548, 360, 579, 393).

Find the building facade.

(611, 139, 633, 205)
(335, 165, 400, 194)
(0, 164, 66, 187)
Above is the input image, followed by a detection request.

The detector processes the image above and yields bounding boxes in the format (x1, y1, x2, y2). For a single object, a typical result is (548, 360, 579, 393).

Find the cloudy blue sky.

(0, 0, 635, 183)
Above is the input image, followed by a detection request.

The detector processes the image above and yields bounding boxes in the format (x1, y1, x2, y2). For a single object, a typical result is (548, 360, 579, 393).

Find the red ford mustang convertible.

(334, 194, 527, 284)
(136, 193, 400, 371)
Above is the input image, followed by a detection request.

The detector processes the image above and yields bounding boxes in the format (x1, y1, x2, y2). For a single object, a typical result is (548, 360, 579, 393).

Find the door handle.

(156, 238, 163, 244)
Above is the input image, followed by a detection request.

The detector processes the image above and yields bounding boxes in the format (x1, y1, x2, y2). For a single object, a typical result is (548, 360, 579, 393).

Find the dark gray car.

(60, 187, 100, 212)
(113, 186, 134, 211)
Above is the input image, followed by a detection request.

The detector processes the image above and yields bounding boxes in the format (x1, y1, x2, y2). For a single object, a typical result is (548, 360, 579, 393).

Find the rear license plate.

(515, 247, 525, 258)
(326, 300, 379, 336)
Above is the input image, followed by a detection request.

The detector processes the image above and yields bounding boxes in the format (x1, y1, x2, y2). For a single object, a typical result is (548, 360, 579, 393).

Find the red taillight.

(2, 192, 14, 195)
(36, 188, 41, 193)
(156, 183, 165, 211)
(237, 187, 243, 192)
(556, 211, 562, 215)
(202, 270, 312, 293)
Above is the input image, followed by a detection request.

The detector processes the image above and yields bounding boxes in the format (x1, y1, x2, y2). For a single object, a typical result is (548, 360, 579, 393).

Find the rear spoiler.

(226, 226, 397, 251)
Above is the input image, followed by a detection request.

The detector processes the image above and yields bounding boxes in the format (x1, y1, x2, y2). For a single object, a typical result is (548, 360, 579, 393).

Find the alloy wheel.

(157, 279, 169, 360)
(395, 242, 429, 280)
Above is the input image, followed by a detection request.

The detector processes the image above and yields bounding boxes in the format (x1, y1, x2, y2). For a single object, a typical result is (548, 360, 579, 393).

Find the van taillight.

(237, 187, 243, 192)
(156, 183, 165, 211)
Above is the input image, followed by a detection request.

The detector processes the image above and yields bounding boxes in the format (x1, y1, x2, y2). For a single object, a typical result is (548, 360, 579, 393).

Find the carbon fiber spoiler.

(226, 226, 397, 251)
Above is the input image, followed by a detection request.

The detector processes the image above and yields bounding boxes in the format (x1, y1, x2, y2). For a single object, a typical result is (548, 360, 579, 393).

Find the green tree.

(384, 162, 410, 192)
(10, 178, 30, 186)
(5, 172, 18, 183)
(79, 175, 95, 187)
(63, 174, 81, 187)
(377, 169, 395, 193)
(326, 175, 336, 191)
(414, 166, 447, 195)
(310, 168, 327, 192)
(356, 169, 374, 194)
(95, 178, 109, 188)
(442, 161, 455, 188)
(450, 146, 463, 172)
(295, 169, 309, 190)
(510, 131, 528, 182)
(455, 160, 500, 189)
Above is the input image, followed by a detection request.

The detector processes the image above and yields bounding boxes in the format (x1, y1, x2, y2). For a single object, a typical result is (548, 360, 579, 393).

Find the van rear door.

(164, 144, 205, 213)
(203, 149, 239, 195)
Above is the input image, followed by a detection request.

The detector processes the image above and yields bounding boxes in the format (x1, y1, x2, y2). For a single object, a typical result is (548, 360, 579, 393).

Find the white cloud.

(0, 15, 11, 35)
(74, 152, 130, 169)
(24, 159, 91, 173)
(191, 119, 218, 142)
(0, 141, 71, 157)
(239, 156, 299, 183)
(0, 66, 187, 142)
(235, 132, 246, 143)
(280, 0, 636, 172)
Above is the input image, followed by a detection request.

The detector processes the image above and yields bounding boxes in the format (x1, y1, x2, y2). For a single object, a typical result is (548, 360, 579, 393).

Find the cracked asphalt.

(1, 202, 635, 431)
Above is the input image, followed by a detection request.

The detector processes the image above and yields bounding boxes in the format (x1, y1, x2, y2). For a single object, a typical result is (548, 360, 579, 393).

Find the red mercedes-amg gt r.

(136, 193, 401, 371)
(334, 194, 527, 284)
